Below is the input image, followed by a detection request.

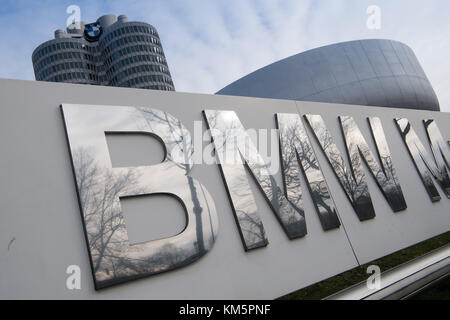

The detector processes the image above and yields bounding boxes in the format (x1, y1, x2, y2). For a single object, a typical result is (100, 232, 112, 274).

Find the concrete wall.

(0, 79, 448, 299)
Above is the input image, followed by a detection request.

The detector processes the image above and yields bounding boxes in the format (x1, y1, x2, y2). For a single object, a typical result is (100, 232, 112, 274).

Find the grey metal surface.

(325, 244, 450, 300)
(0, 79, 449, 299)
(32, 14, 174, 91)
(217, 40, 440, 112)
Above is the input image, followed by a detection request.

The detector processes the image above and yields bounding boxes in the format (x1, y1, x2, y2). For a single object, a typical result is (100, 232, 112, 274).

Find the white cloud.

(1, 0, 449, 111)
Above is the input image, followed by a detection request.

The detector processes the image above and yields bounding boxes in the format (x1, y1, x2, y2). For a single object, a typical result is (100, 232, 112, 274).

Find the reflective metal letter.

(62, 104, 219, 289)
(203, 110, 306, 251)
(395, 118, 450, 201)
(304, 115, 375, 221)
(340, 116, 407, 212)
(276, 113, 341, 230)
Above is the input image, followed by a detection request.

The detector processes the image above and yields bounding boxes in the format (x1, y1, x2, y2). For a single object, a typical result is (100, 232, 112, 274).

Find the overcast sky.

(1, 0, 449, 111)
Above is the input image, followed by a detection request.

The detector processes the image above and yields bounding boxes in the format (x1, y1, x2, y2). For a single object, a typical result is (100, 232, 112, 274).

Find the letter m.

(396, 118, 450, 201)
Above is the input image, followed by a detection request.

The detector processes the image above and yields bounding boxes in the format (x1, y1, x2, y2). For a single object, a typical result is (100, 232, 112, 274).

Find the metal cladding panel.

(0, 79, 448, 299)
(304, 51, 338, 92)
(360, 78, 389, 106)
(324, 45, 358, 86)
(285, 64, 317, 98)
(339, 81, 369, 106)
(217, 39, 440, 112)
(361, 40, 393, 77)
(341, 41, 378, 80)
(307, 87, 346, 104)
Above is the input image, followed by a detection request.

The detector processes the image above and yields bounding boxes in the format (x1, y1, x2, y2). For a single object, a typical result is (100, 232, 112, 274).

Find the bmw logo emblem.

(84, 24, 102, 42)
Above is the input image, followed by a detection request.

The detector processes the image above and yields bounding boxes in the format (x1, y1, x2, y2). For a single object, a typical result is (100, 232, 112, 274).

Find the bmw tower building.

(32, 14, 175, 91)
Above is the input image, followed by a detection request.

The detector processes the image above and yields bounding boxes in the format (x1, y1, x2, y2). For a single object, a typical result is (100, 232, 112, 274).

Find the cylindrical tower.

(32, 14, 174, 91)
(32, 33, 97, 85)
(98, 20, 174, 90)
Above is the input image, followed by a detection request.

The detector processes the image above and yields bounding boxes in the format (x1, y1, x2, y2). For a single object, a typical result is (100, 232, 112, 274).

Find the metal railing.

(325, 244, 450, 300)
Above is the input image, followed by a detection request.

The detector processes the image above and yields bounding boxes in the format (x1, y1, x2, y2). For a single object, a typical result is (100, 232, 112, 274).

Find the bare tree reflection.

(137, 107, 207, 254)
(63, 104, 218, 289)
(396, 118, 450, 201)
(74, 148, 140, 279)
(305, 115, 376, 221)
(423, 119, 450, 197)
(277, 113, 341, 231)
(339, 116, 407, 212)
(203, 110, 306, 251)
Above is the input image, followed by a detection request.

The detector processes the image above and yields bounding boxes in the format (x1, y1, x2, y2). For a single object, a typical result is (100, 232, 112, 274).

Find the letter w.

(203, 110, 306, 251)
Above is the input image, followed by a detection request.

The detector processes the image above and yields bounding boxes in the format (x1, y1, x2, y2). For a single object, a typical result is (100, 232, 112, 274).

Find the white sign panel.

(0, 79, 448, 299)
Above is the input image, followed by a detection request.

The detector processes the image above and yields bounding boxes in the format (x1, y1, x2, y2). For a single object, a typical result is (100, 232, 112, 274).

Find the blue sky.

(1, 0, 449, 111)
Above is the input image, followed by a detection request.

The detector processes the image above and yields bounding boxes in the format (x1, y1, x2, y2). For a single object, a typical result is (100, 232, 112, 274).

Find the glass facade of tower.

(32, 15, 175, 91)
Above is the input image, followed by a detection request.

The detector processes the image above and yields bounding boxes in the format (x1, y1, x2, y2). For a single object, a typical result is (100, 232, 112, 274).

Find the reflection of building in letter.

(32, 14, 174, 91)
(217, 40, 440, 111)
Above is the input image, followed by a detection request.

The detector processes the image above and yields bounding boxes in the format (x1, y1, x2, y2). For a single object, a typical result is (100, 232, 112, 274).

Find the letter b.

(62, 104, 219, 289)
